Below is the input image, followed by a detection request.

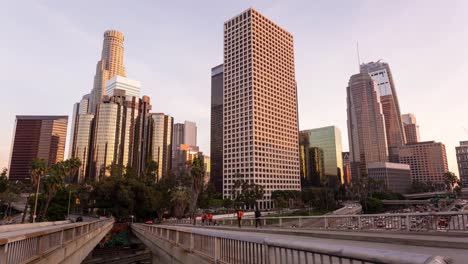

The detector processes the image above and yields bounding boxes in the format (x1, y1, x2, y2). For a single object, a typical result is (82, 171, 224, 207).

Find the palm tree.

(27, 158, 48, 223)
(189, 157, 205, 225)
(41, 163, 65, 220)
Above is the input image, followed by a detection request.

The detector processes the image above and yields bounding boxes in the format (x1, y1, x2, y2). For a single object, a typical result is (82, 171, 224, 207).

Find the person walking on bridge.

(237, 209, 243, 228)
(255, 208, 261, 228)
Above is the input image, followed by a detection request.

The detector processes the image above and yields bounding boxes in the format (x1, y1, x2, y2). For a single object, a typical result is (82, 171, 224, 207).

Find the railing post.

(0, 245, 7, 264)
(324, 217, 329, 229)
(263, 219, 267, 227)
(214, 237, 220, 262)
(406, 216, 411, 231)
(279, 218, 282, 228)
(190, 233, 194, 252)
(298, 217, 302, 228)
(358, 216, 362, 229)
(176, 230, 180, 245)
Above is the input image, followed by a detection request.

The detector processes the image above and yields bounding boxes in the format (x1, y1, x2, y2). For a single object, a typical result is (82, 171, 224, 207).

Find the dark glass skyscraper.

(9, 116, 68, 182)
(210, 64, 223, 193)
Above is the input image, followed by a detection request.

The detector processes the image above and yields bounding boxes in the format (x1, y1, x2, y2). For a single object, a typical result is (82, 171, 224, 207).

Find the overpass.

(0, 218, 113, 264)
(132, 223, 458, 264)
(404, 188, 468, 199)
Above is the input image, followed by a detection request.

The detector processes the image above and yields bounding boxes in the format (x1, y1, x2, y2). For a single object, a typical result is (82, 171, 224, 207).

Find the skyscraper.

(402, 113, 420, 144)
(300, 126, 343, 184)
(9, 116, 68, 182)
(398, 141, 448, 183)
(150, 113, 173, 181)
(223, 8, 301, 209)
(342, 152, 351, 184)
(73, 114, 94, 182)
(210, 64, 224, 193)
(89, 30, 126, 113)
(69, 94, 90, 159)
(105, 75, 140, 98)
(183, 121, 197, 147)
(90, 90, 140, 179)
(360, 61, 406, 162)
(455, 141, 468, 187)
(299, 133, 324, 187)
(347, 72, 388, 179)
(172, 123, 185, 150)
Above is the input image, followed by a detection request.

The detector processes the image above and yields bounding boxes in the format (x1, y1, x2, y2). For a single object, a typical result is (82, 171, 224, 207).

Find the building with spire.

(360, 61, 406, 162)
(347, 72, 388, 178)
(402, 113, 420, 144)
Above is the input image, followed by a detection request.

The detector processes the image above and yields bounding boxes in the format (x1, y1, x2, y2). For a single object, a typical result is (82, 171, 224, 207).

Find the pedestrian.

(237, 209, 243, 228)
(208, 213, 213, 226)
(255, 208, 261, 228)
(201, 213, 205, 226)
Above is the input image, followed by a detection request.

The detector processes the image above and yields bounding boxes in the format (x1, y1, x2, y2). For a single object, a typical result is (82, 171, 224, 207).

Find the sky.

(1, 0, 467, 174)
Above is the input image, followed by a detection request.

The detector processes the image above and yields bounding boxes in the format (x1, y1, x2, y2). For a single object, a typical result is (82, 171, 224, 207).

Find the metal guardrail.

(165, 211, 468, 232)
(132, 224, 449, 264)
(0, 218, 114, 264)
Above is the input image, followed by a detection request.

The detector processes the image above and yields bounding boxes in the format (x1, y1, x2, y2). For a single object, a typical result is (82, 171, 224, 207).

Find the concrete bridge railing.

(0, 218, 114, 264)
(132, 223, 449, 264)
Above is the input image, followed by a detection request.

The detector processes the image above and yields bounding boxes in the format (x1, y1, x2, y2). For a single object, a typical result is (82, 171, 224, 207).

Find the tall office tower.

(105, 75, 140, 98)
(300, 126, 344, 184)
(455, 141, 468, 187)
(90, 90, 139, 179)
(347, 72, 388, 179)
(210, 64, 224, 193)
(89, 30, 126, 113)
(183, 121, 197, 147)
(9, 116, 68, 182)
(360, 61, 406, 162)
(73, 114, 94, 182)
(223, 8, 301, 209)
(172, 123, 185, 150)
(342, 152, 351, 184)
(132, 96, 152, 177)
(299, 133, 324, 187)
(69, 94, 90, 158)
(402, 113, 420, 144)
(172, 144, 201, 169)
(398, 141, 448, 183)
(150, 113, 173, 181)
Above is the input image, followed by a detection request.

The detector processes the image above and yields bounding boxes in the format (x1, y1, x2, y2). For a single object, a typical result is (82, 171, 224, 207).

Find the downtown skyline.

(2, 1, 468, 174)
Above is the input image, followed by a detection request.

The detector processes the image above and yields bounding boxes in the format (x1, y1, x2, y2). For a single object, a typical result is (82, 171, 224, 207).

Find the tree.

(443, 172, 459, 192)
(0, 168, 8, 193)
(24, 158, 47, 223)
(189, 157, 205, 224)
(144, 160, 158, 183)
(0, 190, 19, 218)
(171, 186, 190, 219)
(231, 179, 265, 209)
(41, 162, 65, 220)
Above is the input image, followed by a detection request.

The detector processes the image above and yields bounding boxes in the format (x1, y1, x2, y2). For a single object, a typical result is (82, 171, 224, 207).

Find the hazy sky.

(1, 0, 467, 173)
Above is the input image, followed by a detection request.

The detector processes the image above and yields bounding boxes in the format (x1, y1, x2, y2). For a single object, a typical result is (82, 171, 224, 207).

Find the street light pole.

(32, 176, 41, 223)
(67, 187, 72, 219)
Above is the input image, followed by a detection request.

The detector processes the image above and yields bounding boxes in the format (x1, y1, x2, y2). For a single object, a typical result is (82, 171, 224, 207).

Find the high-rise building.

(342, 152, 351, 184)
(69, 94, 90, 158)
(72, 114, 94, 182)
(105, 75, 140, 98)
(90, 90, 140, 179)
(9, 116, 68, 182)
(172, 123, 185, 150)
(300, 126, 343, 184)
(89, 30, 126, 113)
(210, 64, 224, 193)
(150, 113, 173, 181)
(456, 141, 468, 187)
(299, 133, 323, 187)
(132, 96, 152, 177)
(172, 144, 201, 170)
(223, 8, 301, 209)
(203, 155, 211, 186)
(183, 121, 197, 147)
(402, 113, 420, 144)
(398, 141, 448, 183)
(367, 162, 411, 194)
(360, 61, 406, 162)
(347, 72, 388, 179)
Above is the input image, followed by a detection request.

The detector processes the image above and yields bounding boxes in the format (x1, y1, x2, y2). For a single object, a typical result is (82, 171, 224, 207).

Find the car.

(145, 220, 153, 224)
(450, 208, 459, 212)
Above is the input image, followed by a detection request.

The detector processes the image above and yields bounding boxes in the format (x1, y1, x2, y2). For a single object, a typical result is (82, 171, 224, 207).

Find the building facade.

(367, 162, 411, 194)
(183, 121, 197, 147)
(300, 126, 343, 184)
(398, 141, 449, 183)
(223, 8, 301, 209)
(347, 72, 388, 179)
(210, 64, 224, 193)
(172, 123, 185, 150)
(402, 113, 420, 144)
(360, 61, 406, 162)
(72, 114, 94, 182)
(150, 113, 173, 181)
(299, 133, 324, 187)
(69, 94, 90, 159)
(172, 144, 201, 169)
(456, 141, 468, 187)
(9, 116, 68, 182)
(105, 75, 140, 98)
(89, 30, 126, 113)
